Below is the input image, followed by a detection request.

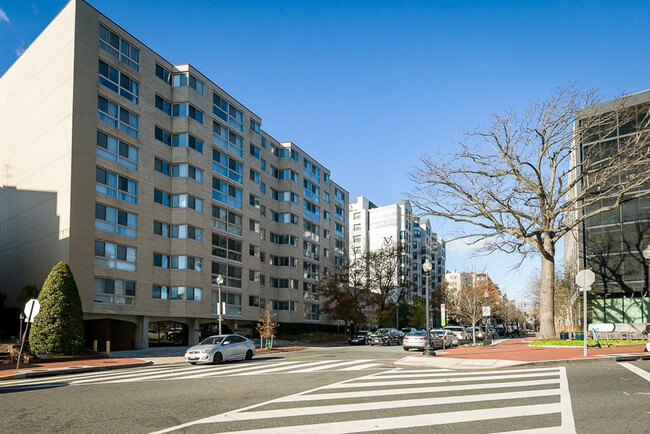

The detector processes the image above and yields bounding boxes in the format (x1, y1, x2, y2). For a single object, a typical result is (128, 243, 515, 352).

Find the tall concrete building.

(0, 0, 348, 349)
(348, 196, 446, 299)
(564, 90, 650, 324)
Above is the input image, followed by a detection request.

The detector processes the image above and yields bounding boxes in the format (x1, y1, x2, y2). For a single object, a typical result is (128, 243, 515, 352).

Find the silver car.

(184, 334, 256, 364)
(402, 331, 443, 351)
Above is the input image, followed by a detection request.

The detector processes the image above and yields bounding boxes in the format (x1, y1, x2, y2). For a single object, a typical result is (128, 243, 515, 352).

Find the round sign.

(24, 298, 40, 321)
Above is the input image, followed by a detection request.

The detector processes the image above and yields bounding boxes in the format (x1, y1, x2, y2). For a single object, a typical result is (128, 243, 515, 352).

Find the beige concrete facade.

(0, 0, 348, 349)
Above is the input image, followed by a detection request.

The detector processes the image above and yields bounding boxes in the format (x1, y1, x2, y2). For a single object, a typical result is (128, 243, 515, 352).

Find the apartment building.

(564, 90, 650, 324)
(0, 0, 348, 349)
(348, 196, 446, 299)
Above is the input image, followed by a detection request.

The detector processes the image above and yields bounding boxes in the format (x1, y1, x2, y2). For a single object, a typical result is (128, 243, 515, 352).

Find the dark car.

(369, 328, 402, 346)
(348, 331, 372, 345)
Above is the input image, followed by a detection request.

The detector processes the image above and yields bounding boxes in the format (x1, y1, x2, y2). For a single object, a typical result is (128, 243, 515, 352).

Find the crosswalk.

(0, 358, 390, 389)
(153, 366, 576, 434)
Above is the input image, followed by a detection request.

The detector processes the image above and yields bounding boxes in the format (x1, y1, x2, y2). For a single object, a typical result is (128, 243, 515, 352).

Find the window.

(353, 235, 361, 243)
(155, 95, 171, 115)
(172, 133, 204, 153)
(170, 286, 202, 301)
(94, 240, 136, 271)
(151, 284, 169, 300)
(172, 163, 203, 183)
(212, 177, 243, 209)
(173, 72, 204, 95)
(271, 145, 293, 159)
(250, 169, 260, 184)
(212, 205, 242, 236)
(154, 157, 171, 176)
(154, 189, 171, 207)
(303, 282, 320, 301)
(335, 238, 345, 254)
(172, 194, 204, 212)
(98, 59, 139, 104)
(303, 221, 320, 242)
(249, 295, 262, 307)
(303, 200, 320, 222)
(213, 93, 243, 132)
(172, 103, 203, 124)
(303, 180, 320, 203)
(261, 159, 266, 171)
(212, 233, 243, 262)
(153, 252, 170, 268)
(212, 292, 242, 315)
(270, 278, 299, 289)
(353, 212, 361, 220)
(250, 119, 261, 134)
(99, 24, 139, 71)
(249, 244, 260, 258)
(95, 203, 137, 238)
(249, 194, 260, 209)
(272, 300, 296, 311)
(323, 173, 330, 183)
(335, 205, 346, 221)
(250, 144, 261, 159)
(303, 261, 319, 280)
(270, 188, 298, 203)
(303, 241, 320, 261)
(335, 222, 346, 238)
(249, 270, 261, 282)
(303, 159, 320, 183)
(323, 210, 330, 221)
(211, 262, 242, 288)
(270, 255, 298, 267)
(353, 223, 361, 231)
(323, 191, 330, 202)
(96, 167, 138, 203)
(335, 188, 346, 204)
(249, 219, 261, 233)
(98, 96, 138, 137)
(97, 131, 138, 170)
(213, 149, 243, 183)
(271, 167, 299, 183)
(271, 211, 299, 224)
(304, 303, 319, 320)
(153, 220, 170, 238)
(213, 121, 243, 157)
(155, 63, 171, 83)
(94, 277, 135, 305)
(171, 256, 203, 271)
(270, 233, 299, 246)
(324, 229, 330, 240)
(172, 224, 203, 241)
(154, 125, 171, 146)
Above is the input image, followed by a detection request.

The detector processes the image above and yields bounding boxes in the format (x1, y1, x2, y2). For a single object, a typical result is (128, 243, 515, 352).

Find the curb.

(0, 361, 153, 381)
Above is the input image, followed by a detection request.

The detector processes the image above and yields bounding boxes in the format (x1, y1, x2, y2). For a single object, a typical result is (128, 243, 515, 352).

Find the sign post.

(440, 304, 446, 327)
(575, 269, 595, 357)
(16, 299, 40, 370)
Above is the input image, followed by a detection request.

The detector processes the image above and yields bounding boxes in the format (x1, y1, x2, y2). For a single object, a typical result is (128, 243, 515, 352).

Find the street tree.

(256, 303, 278, 349)
(408, 296, 426, 327)
(29, 262, 85, 355)
(448, 281, 487, 345)
(411, 84, 650, 338)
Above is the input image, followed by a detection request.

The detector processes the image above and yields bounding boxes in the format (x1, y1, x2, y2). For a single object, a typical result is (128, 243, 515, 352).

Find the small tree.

(256, 303, 278, 349)
(29, 262, 85, 355)
(408, 297, 426, 327)
(449, 281, 488, 345)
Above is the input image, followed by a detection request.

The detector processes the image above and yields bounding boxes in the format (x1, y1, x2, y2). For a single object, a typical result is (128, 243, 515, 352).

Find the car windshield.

(199, 336, 225, 345)
(407, 331, 426, 336)
(375, 329, 390, 335)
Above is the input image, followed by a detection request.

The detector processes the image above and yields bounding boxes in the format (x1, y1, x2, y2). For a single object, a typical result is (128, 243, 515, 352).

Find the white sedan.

(184, 334, 256, 364)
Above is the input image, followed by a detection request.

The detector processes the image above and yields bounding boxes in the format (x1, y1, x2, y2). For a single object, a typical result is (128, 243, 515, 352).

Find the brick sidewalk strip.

(0, 358, 151, 380)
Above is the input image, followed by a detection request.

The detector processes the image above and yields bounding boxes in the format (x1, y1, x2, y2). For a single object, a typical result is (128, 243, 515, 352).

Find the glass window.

(172, 133, 204, 153)
(155, 64, 171, 83)
(99, 24, 140, 71)
(213, 93, 243, 132)
(98, 59, 139, 104)
(96, 131, 138, 170)
(154, 189, 171, 207)
(213, 149, 243, 184)
(154, 126, 171, 146)
(212, 121, 243, 157)
(95, 203, 137, 238)
(94, 240, 136, 271)
(96, 167, 137, 203)
(155, 95, 171, 115)
(94, 277, 136, 305)
(98, 95, 138, 138)
(212, 177, 243, 209)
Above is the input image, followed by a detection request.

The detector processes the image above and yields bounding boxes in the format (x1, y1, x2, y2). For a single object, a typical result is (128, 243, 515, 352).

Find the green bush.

(29, 262, 85, 355)
(530, 339, 646, 347)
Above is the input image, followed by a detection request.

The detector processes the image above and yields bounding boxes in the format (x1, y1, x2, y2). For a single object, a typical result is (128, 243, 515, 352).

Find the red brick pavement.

(0, 358, 145, 378)
(439, 337, 646, 362)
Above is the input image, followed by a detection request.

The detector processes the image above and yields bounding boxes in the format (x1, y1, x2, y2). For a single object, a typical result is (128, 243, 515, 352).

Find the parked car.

(402, 331, 443, 351)
(432, 329, 459, 347)
(348, 331, 372, 345)
(467, 326, 485, 341)
(369, 328, 402, 346)
(401, 327, 417, 335)
(184, 334, 256, 365)
(444, 326, 468, 341)
(480, 325, 499, 340)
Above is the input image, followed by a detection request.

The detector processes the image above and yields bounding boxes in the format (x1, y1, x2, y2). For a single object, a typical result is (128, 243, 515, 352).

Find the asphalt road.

(1, 345, 648, 433)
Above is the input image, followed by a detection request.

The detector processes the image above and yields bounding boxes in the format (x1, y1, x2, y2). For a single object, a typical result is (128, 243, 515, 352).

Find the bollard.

(106, 340, 110, 355)
(93, 340, 98, 352)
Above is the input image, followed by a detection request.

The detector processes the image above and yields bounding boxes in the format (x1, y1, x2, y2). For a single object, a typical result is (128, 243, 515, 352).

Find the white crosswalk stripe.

(0, 358, 390, 388)
(152, 366, 577, 434)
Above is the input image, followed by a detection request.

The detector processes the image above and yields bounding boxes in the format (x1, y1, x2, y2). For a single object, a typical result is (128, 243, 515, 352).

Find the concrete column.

(189, 318, 200, 346)
(135, 316, 149, 349)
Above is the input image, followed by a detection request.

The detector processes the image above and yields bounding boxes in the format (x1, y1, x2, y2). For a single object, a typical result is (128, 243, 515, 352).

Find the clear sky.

(2, 1, 649, 302)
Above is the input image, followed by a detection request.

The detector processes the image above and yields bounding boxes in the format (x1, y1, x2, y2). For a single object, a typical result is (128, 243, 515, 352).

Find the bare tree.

(366, 239, 403, 310)
(256, 304, 278, 349)
(411, 84, 650, 338)
(449, 281, 487, 345)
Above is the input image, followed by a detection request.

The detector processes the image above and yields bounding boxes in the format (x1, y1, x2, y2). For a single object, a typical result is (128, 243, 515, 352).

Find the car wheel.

(212, 352, 223, 364)
(403, 347, 409, 351)
(188, 362, 197, 365)
(245, 350, 254, 360)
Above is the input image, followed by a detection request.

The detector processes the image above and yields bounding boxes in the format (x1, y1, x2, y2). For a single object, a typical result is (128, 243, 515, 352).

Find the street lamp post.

(422, 258, 435, 356)
(642, 245, 650, 323)
(215, 274, 224, 335)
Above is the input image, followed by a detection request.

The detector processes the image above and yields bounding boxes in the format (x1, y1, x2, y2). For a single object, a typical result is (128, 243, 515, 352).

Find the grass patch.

(530, 339, 646, 347)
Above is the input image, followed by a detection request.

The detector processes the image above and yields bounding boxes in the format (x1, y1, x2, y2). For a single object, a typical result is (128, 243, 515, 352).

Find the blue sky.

(2, 1, 649, 302)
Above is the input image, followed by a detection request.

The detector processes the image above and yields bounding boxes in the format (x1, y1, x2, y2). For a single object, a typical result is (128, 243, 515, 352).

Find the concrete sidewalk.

(0, 357, 151, 380)
(395, 337, 650, 370)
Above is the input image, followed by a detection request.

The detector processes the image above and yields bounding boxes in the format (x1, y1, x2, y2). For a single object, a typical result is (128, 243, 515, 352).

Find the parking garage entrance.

(149, 321, 188, 346)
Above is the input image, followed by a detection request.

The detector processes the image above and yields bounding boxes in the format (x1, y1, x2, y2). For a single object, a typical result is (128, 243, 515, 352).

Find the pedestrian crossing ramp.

(0, 358, 390, 388)
(153, 366, 576, 433)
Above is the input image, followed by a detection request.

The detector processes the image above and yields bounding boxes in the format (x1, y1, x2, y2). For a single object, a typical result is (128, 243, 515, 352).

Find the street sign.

(24, 299, 40, 323)
(575, 269, 595, 288)
(482, 306, 491, 317)
(441, 304, 446, 327)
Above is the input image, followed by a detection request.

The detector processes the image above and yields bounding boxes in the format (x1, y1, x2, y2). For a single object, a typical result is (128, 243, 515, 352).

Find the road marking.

(0, 366, 174, 387)
(234, 360, 342, 376)
(276, 378, 561, 402)
(76, 364, 209, 384)
(559, 366, 577, 433)
(292, 360, 373, 372)
(321, 371, 560, 389)
(218, 403, 564, 434)
(372, 366, 558, 379)
(618, 362, 650, 383)
(199, 389, 561, 422)
(493, 428, 560, 434)
(338, 363, 384, 371)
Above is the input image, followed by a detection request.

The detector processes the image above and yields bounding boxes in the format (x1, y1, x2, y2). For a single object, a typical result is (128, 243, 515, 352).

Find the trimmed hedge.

(29, 262, 85, 355)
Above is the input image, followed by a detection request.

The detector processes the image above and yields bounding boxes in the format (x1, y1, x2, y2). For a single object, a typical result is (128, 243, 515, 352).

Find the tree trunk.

(539, 237, 556, 339)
